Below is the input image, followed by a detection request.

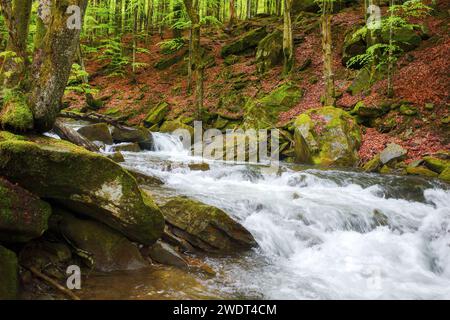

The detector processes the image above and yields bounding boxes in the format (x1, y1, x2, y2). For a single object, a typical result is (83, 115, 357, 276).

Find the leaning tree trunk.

(320, 2, 335, 106)
(29, 0, 89, 132)
(283, 0, 294, 75)
(0, 0, 32, 88)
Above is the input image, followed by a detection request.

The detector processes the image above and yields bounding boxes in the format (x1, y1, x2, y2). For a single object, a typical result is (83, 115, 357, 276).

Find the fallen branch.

(26, 266, 81, 300)
(58, 111, 127, 129)
(53, 119, 99, 152)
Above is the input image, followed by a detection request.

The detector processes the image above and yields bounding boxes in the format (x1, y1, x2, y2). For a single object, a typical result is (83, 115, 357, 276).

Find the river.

(79, 132, 449, 300)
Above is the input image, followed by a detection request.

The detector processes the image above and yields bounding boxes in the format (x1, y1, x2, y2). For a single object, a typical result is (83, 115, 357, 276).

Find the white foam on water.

(120, 133, 450, 299)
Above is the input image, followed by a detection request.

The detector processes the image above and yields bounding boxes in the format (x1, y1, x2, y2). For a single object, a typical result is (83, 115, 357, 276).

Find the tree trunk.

(0, 0, 32, 88)
(29, 0, 89, 132)
(283, 0, 294, 75)
(229, 0, 236, 27)
(320, 2, 335, 106)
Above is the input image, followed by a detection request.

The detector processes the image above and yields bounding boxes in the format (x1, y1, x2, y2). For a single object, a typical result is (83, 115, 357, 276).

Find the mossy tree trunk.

(0, 0, 32, 88)
(29, 0, 89, 132)
(320, 0, 335, 106)
(283, 0, 294, 75)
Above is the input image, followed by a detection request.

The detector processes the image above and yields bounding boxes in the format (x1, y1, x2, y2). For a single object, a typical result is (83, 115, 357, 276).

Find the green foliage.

(65, 64, 98, 95)
(97, 37, 130, 77)
(347, 43, 401, 70)
(157, 38, 186, 54)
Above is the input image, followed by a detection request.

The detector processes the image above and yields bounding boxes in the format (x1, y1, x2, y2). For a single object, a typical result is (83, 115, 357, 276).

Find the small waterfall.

(152, 132, 189, 155)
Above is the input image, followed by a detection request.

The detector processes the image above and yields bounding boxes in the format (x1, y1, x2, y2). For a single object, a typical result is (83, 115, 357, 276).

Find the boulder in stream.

(160, 196, 257, 253)
(77, 123, 113, 145)
(0, 178, 51, 243)
(293, 106, 361, 166)
(0, 131, 164, 245)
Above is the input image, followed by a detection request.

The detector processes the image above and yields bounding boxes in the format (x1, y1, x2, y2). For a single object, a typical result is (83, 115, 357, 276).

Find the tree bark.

(0, 0, 32, 88)
(29, 0, 89, 132)
(283, 0, 294, 75)
(53, 119, 99, 152)
(320, 2, 335, 106)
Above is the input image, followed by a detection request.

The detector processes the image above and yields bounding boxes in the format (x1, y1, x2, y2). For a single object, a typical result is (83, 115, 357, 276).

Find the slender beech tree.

(319, 0, 335, 106)
(283, 0, 294, 74)
(183, 0, 203, 118)
(229, 0, 236, 27)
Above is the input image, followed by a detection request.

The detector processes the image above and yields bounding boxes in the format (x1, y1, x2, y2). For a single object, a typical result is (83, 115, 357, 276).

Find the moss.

(160, 196, 256, 253)
(422, 156, 449, 174)
(363, 154, 382, 172)
(144, 102, 170, 127)
(159, 120, 194, 137)
(255, 30, 283, 73)
(0, 245, 19, 299)
(293, 106, 361, 166)
(0, 134, 164, 245)
(0, 89, 34, 132)
(244, 82, 302, 129)
(399, 105, 417, 116)
(438, 167, 450, 183)
(406, 166, 439, 178)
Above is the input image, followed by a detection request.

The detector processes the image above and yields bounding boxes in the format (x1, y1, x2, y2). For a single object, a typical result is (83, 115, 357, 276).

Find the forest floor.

(64, 1, 450, 165)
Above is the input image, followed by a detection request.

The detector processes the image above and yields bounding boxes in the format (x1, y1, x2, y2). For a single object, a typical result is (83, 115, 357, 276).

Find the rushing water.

(99, 132, 450, 300)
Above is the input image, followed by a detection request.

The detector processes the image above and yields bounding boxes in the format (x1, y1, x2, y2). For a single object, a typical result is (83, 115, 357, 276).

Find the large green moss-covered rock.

(0, 132, 164, 245)
(221, 27, 267, 58)
(159, 120, 194, 137)
(55, 210, 147, 272)
(381, 26, 422, 51)
(256, 30, 283, 74)
(0, 178, 51, 243)
(293, 106, 361, 166)
(244, 82, 302, 129)
(144, 102, 170, 127)
(160, 196, 256, 253)
(423, 156, 449, 174)
(0, 245, 18, 299)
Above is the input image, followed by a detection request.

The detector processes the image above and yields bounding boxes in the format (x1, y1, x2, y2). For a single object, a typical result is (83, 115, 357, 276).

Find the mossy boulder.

(351, 101, 390, 119)
(0, 132, 164, 245)
(111, 126, 151, 144)
(77, 123, 113, 145)
(342, 27, 367, 67)
(363, 154, 382, 172)
(221, 27, 267, 58)
(0, 178, 51, 243)
(422, 156, 449, 174)
(159, 120, 194, 137)
(347, 67, 384, 95)
(256, 30, 283, 73)
(154, 50, 187, 70)
(399, 104, 417, 116)
(54, 210, 147, 272)
(144, 102, 170, 127)
(160, 196, 256, 253)
(406, 166, 439, 178)
(0, 245, 18, 299)
(244, 82, 302, 129)
(111, 142, 141, 152)
(293, 106, 361, 166)
(381, 26, 422, 51)
(0, 89, 34, 132)
(438, 167, 450, 183)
